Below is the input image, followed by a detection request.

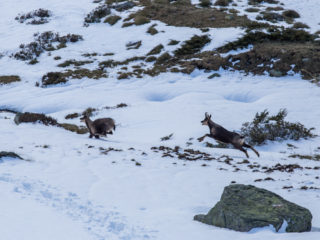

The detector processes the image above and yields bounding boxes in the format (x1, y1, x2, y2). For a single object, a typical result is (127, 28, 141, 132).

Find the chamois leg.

(234, 145, 249, 158)
(89, 134, 93, 138)
(243, 143, 260, 157)
(198, 134, 210, 142)
(94, 135, 100, 139)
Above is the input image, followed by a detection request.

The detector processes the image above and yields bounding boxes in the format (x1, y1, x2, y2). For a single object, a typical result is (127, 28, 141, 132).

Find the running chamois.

(80, 115, 116, 139)
(198, 113, 259, 158)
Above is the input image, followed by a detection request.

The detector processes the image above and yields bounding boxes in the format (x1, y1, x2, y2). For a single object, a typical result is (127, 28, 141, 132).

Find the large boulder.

(194, 184, 312, 232)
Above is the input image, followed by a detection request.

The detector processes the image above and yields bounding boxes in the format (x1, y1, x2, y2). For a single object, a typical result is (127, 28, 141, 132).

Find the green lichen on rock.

(194, 184, 312, 232)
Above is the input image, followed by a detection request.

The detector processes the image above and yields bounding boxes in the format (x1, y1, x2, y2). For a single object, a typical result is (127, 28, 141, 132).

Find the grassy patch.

(14, 112, 58, 126)
(147, 44, 164, 55)
(134, 15, 150, 25)
(0, 75, 21, 85)
(41, 72, 67, 87)
(174, 35, 210, 56)
(218, 28, 315, 52)
(65, 113, 79, 119)
(282, 10, 300, 19)
(59, 123, 89, 134)
(289, 154, 320, 161)
(147, 24, 158, 35)
(57, 59, 93, 68)
(136, 0, 250, 28)
(241, 109, 316, 145)
(104, 15, 121, 25)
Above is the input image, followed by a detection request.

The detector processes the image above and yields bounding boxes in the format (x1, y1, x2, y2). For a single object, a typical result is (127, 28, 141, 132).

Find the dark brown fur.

(198, 112, 259, 158)
(80, 115, 116, 139)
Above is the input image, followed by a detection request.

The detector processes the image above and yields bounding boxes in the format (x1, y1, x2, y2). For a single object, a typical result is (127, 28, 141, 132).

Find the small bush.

(282, 10, 300, 19)
(256, 11, 284, 22)
(147, 44, 164, 55)
(65, 113, 79, 119)
(0, 75, 21, 85)
(84, 5, 111, 25)
(174, 35, 211, 56)
(15, 8, 51, 25)
(41, 72, 67, 87)
(241, 109, 316, 145)
(200, 0, 212, 8)
(161, 133, 174, 141)
(293, 22, 310, 29)
(104, 15, 121, 25)
(245, 8, 260, 13)
(13, 31, 83, 62)
(214, 0, 232, 6)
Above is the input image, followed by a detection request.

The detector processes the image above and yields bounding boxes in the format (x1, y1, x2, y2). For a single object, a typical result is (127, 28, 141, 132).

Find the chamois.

(80, 115, 116, 139)
(198, 113, 259, 158)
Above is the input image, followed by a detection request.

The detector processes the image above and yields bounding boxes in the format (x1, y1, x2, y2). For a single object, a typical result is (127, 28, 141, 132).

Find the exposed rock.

(0, 151, 23, 160)
(194, 184, 312, 232)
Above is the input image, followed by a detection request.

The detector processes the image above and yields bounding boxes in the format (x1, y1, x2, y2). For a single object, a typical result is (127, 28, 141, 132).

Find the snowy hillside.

(0, 0, 320, 239)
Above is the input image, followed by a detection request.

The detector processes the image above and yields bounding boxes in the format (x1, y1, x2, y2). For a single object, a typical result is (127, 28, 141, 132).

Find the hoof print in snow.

(194, 184, 312, 232)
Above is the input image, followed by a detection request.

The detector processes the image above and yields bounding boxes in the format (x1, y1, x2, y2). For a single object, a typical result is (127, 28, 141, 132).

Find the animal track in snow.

(0, 174, 153, 240)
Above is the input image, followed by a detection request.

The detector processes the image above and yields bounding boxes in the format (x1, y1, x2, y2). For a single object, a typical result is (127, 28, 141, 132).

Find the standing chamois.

(198, 113, 259, 158)
(80, 114, 116, 139)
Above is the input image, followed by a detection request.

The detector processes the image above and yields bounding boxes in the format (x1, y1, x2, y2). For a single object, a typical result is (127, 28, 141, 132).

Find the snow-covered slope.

(0, 0, 320, 239)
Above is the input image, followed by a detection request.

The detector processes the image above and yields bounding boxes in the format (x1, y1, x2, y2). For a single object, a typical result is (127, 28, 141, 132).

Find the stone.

(194, 184, 312, 232)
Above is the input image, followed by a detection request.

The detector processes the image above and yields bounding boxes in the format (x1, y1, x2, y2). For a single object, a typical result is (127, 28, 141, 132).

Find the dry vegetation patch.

(0, 75, 21, 85)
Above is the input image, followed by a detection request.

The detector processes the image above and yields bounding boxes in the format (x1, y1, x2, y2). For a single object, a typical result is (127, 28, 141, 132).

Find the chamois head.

(80, 114, 89, 122)
(201, 112, 212, 126)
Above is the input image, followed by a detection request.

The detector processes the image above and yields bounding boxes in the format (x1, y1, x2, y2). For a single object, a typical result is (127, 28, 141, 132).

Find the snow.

(0, 0, 320, 239)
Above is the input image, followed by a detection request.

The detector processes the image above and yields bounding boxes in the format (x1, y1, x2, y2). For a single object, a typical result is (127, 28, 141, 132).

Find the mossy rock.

(194, 184, 312, 232)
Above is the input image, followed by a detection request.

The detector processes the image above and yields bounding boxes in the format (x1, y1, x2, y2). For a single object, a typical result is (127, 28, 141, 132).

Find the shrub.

(13, 31, 83, 62)
(200, 0, 212, 8)
(214, 0, 232, 6)
(293, 22, 310, 29)
(41, 72, 67, 86)
(282, 10, 300, 19)
(15, 8, 52, 25)
(174, 35, 211, 56)
(241, 109, 316, 145)
(84, 5, 111, 25)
